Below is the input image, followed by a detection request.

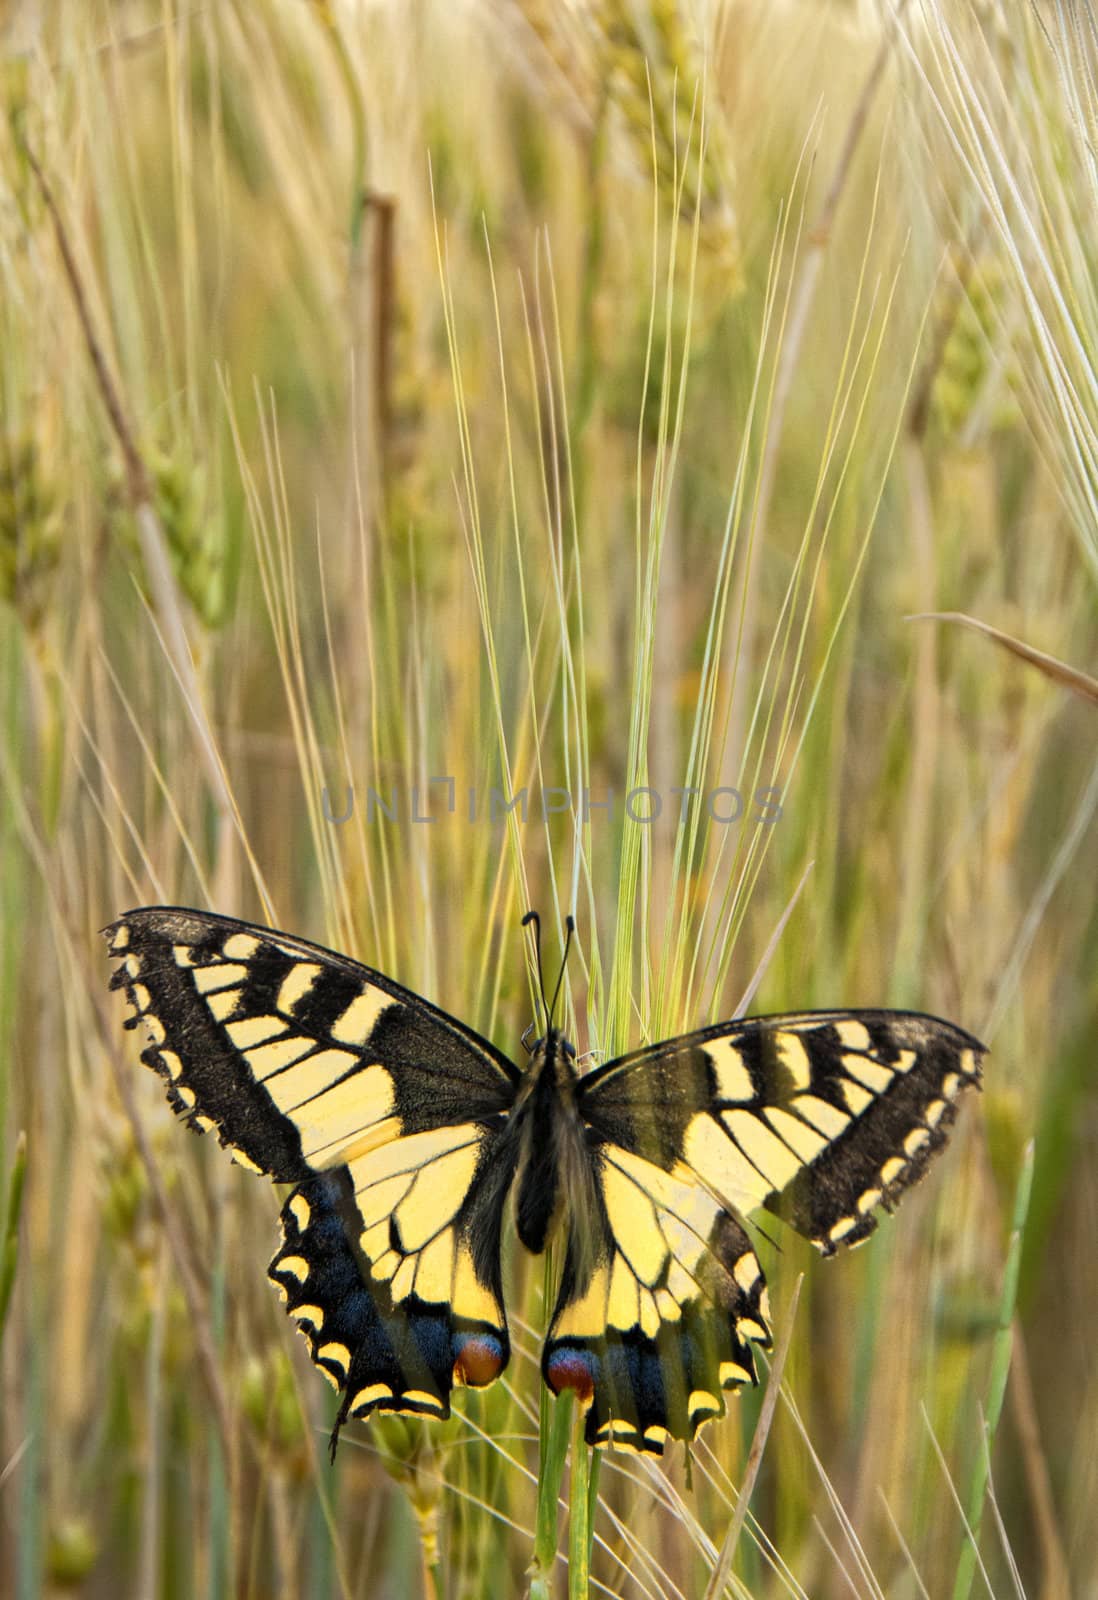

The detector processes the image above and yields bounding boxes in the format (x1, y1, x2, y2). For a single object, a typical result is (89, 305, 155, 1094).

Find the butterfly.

(105, 906, 984, 1456)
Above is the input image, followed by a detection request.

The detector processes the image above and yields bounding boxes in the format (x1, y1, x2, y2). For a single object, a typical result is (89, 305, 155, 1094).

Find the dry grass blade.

(909, 611, 1098, 706)
(703, 1276, 803, 1600)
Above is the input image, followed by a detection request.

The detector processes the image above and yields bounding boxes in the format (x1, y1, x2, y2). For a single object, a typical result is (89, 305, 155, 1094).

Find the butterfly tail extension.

(542, 1151, 772, 1455)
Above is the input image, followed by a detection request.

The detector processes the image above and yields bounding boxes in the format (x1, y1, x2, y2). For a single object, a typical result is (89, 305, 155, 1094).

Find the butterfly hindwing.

(105, 908, 518, 1442)
(270, 1130, 514, 1452)
(543, 1143, 770, 1452)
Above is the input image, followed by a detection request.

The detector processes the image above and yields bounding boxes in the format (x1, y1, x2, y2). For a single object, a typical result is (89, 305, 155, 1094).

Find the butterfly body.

(106, 907, 985, 1456)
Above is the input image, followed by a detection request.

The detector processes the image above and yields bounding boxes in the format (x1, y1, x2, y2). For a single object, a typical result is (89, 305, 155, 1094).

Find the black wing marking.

(104, 907, 519, 1445)
(579, 1009, 985, 1253)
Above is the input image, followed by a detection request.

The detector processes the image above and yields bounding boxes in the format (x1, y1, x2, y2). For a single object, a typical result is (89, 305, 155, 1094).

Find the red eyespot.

(545, 1348, 596, 1404)
(452, 1333, 505, 1388)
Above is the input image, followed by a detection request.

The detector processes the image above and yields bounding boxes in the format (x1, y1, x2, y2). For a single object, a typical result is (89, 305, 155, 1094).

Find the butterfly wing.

(105, 907, 519, 1449)
(542, 1141, 771, 1452)
(545, 1008, 984, 1452)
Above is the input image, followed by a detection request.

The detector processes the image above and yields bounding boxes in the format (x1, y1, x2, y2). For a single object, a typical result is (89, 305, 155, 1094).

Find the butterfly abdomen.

(511, 1029, 590, 1256)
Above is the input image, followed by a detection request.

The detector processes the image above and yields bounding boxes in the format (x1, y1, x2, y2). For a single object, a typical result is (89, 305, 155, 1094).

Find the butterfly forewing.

(105, 908, 518, 1446)
(579, 1009, 985, 1254)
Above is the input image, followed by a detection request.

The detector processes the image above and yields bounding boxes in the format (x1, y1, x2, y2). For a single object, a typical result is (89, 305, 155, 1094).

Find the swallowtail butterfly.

(105, 907, 983, 1455)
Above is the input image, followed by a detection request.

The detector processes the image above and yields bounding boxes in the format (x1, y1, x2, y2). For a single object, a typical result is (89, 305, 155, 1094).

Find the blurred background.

(0, 1, 1095, 1596)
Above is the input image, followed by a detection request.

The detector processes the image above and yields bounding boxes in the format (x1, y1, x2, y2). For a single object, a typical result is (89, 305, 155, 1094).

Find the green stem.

(0, 1129, 26, 1348)
(529, 1296, 573, 1600)
(567, 1403, 592, 1600)
(951, 1141, 1034, 1600)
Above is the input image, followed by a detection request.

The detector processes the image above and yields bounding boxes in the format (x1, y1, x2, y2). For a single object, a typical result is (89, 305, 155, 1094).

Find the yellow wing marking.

(764, 1106, 827, 1163)
(371, 1251, 399, 1282)
(721, 1109, 802, 1190)
(223, 933, 261, 959)
(278, 1255, 310, 1282)
(720, 1359, 752, 1385)
(790, 1094, 850, 1139)
(925, 1098, 948, 1129)
(159, 1051, 183, 1081)
(264, 1062, 393, 1164)
(835, 1019, 872, 1050)
(391, 1143, 480, 1251)
(706, 1038, 755, 1103)
(411, 1228, 456, 1303)
(840, 1081, 873, 1115)
(351, 1383, 392, 1410)
(318, 1342, 351, 1374)
(688, 1390, 720, 1419)
(206, 988, 241, 1021)
(555, 1266, 610, 1340)
(264, 1050, 362, 1116)
(453, 1244, 501, 1327)
(683, 1113, 770, 1211)
(733, 1253, 761, 1293)
(390, 1257, 416, 1301)
(245, 1035, 315, 1079)
(277, 963, 322, 1014)
(227, 1016, 287, 1049)
(172, 945, 195, 967)
(904, 1127, 931, 1158)
(193, 962, 249, 993)
(339, 1117, 402, 1166)
(774, 1030, 813, 1090)
(401, 1391, 445, 1412)
(880, 1156, 905, 1186)
(349, 1123, 481, 1189)
(110, 924, 130, 951)
(288, 1194, 311, 1231)
(607, 1252, 640, 1331)
(356, 1172, 414, 1234)
(842, 1054, 893, 1093)
(331, 988, 397, 1045)
(601, 1162, 665, 1286)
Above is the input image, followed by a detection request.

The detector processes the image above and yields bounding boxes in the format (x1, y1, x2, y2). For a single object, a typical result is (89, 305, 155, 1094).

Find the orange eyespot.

(452, 1333, 505, 1388)
(545, 1348, 597, 1404)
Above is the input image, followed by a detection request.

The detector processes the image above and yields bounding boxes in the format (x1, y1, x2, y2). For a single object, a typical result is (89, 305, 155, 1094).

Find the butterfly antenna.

(522, 910, 548, 1024)
(547, 915, 575, 1030)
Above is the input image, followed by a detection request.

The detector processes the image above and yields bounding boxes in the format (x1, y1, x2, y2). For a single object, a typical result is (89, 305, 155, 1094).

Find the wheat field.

(1, 2, 1095, 1596)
